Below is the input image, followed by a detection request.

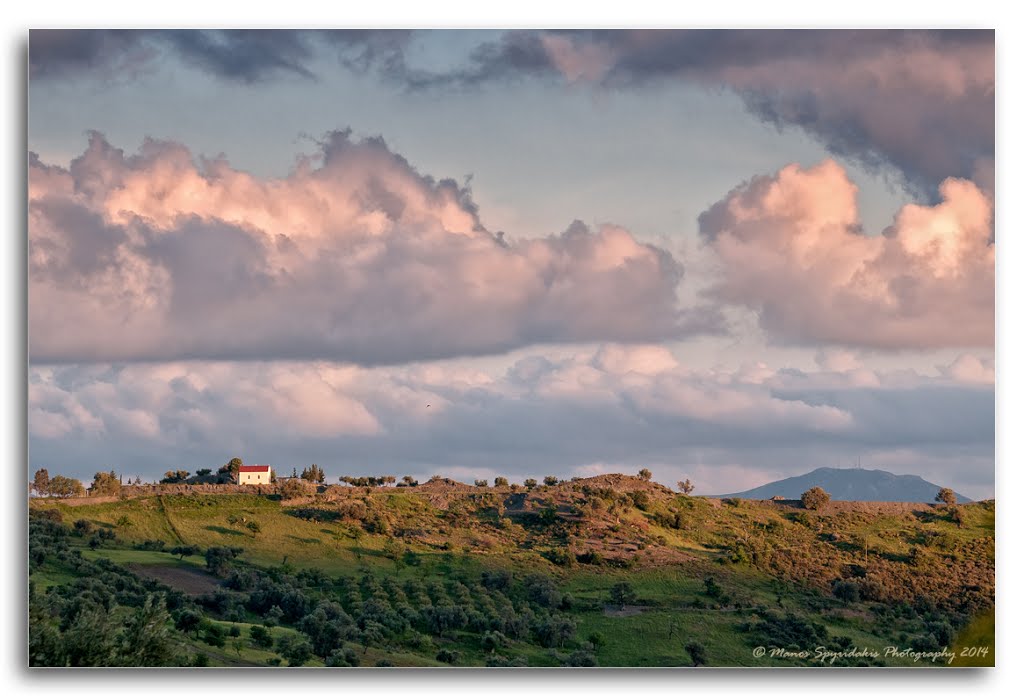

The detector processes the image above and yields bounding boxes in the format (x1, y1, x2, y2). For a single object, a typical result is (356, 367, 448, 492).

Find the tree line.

(31, 464, 702, 498)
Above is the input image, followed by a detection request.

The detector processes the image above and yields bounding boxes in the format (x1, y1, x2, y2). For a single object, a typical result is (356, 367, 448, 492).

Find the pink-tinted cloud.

(29, 132, 718, 364)
(699, 160, 993, 349)
(27, 346, 993, 497)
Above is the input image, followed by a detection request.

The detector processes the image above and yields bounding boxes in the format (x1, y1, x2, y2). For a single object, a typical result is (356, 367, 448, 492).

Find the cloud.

(29, 29, 157, 82)
(29, 29, 415, 84)
(698, 159, 994, 349)
(30, 30, 992, 194)
(430, 30, 994, 195)
(29, 132, 716, 364)
(938, 354, 995, 385)
(28, 346, 992, 498)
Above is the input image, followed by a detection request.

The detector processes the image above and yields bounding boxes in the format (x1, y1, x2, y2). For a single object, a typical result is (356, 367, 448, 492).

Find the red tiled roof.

(238, 465, 271, 473)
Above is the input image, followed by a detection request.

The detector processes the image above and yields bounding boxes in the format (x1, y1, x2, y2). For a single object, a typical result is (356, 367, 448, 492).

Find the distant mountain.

(716, 467, 972, 503)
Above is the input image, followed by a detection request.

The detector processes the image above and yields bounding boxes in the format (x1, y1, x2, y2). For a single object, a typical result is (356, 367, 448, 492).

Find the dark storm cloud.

(29, 29, 993, 192)
(29, 29, 414, 84)
(158, 30, 317, 83)
(430, 29, 994, 194)
(29, 29, 153, 80)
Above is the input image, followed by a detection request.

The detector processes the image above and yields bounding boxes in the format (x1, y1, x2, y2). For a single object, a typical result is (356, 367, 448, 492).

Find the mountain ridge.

(715, 466, 973, 503)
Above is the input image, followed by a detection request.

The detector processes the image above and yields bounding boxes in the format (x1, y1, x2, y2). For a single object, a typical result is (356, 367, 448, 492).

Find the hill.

(28, 473, 993, 667)
(716, 467, 973, 503)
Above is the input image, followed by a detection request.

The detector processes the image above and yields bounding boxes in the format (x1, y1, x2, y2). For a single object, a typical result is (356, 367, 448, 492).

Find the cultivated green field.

(29, 477, 995, 667)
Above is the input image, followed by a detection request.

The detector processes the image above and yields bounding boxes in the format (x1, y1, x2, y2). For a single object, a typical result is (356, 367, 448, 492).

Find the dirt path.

(157, 495, 186, 544)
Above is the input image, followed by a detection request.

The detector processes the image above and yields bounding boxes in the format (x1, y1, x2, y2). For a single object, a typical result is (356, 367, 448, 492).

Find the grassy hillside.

(28, 474, 994, 667)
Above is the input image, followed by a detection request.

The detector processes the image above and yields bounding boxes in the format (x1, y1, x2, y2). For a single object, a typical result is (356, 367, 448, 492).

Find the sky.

(26, 28, 996, 499)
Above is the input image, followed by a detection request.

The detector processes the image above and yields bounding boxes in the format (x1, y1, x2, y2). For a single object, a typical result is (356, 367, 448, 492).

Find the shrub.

(278, 634, 314, 667)
(203, 624, 226, 647)
(629, 491, 650, 510)
(135, 539, 165, 551)
(326, 647, 360, 667)
(175, 610, 203, 636)
(250, 625, 274, 649)
(685, 642, 707, 666)
(832, 580, 861, 603)
(609, 581, 637, 608)
(205, 546, 244, 576)
(704, 576, 723, 600)
(279, 478, 311, 500)
(801, 487, 831, 510)
(436, 648, 460, 664)
(565, 650, 598, 666)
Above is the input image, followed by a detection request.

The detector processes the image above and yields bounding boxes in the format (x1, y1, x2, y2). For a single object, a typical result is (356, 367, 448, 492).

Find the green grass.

(81, 547, 206, 568)
(31, 559, 80, 590)
(30, 488, 994, 668)
(951, 609, 994, 667)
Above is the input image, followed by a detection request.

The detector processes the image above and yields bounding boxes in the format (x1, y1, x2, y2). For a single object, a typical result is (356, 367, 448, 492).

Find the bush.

(167, 544, 196, 560)
(609, 581, 637, 608)
(745, 612, 828, 649)
(203, 623, 226, 647)
(205, 546, 243, 576)
(704, 576, 723, 600)
(135, 539, 165, 551)
(801, 487, 831, 510)
(629, 491, 650, 510)
(685, 642, 707, 666)
(436, 648, 460, 664)
(175, 610, 203, 636)
(326, 647, 360, 667)
(250, 625, 274, 649)
(832, 580, 861, 603)
(564, 650, 598, 666)
(278, 634, 314, 666)
(279, 478, 311, 500)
